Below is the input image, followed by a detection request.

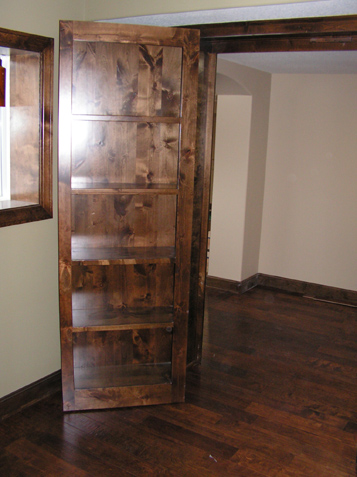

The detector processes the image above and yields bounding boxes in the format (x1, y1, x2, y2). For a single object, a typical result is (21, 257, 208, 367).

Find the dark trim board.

(0, 370, 61, 421)
(188, 52, 217, 366)
(193, 15, 357, 39)
(206, 275, 257, 294)
(193, 15, 357, 54)
(258, 274, 357, 307)
(207, 274, 357, 307)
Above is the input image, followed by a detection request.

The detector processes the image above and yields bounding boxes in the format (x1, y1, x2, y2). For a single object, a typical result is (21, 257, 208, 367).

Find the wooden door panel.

(73, 328, 173, 391)
(73, 328, 173, 367)
(72, 263, 174, 311)
(71, 120, 180, 186)
(71, 194, 177, 249)
(72, 41, 182, 117)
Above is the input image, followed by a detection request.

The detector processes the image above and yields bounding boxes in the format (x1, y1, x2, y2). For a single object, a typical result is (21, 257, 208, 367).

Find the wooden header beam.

(202, 32, 357, 54)
(187, 15, 357, 53)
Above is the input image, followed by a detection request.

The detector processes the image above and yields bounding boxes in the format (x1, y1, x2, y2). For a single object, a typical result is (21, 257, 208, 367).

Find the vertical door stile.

(58, 21, 75, 409)
(172, 28, 200, 401)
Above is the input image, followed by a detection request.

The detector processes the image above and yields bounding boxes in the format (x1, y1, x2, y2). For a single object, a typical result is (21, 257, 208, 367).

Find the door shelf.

(72, 307, 174, 331)
(74, 363, 172, 389)
(72, 114, 181, 124)
(71, 182, 179, 195)
(71, 246, 176, 264)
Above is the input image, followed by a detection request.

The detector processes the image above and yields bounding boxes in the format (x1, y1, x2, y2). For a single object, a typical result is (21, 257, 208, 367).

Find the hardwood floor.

(1, 286, 356, 476)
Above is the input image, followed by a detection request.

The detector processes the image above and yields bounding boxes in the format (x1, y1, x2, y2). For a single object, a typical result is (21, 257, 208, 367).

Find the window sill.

(0, 203, 52, 227)
(0, 199, 37, 210)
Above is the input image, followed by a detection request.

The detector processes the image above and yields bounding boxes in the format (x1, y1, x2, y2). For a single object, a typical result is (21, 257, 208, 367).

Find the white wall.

(0, 0, 85, 399)
(259, 74, 357, 290)
(209, 95, 252, 281)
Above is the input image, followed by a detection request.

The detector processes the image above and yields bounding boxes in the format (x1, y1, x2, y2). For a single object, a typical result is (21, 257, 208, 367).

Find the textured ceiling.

(222, 51, 357, 74)
(107, 0, 356, 26)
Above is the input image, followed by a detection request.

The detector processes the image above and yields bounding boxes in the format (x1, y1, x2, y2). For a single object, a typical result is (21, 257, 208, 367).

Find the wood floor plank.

(84, 405, 232, 476)
(279, 453, 355, 477)
(5, 438, 90, 476)
(0, 452, 48, 477)
(199, 351, 357, 421)
(141, 414, 238, 460)
(246, 401, 356, 447)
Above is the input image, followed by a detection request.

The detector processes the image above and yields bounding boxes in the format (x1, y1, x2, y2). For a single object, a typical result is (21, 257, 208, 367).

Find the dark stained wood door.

(58, 21, 199, 411)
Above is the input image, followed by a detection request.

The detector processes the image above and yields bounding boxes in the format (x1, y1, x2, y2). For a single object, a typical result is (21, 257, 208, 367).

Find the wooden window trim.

(0, 27, 53, 228)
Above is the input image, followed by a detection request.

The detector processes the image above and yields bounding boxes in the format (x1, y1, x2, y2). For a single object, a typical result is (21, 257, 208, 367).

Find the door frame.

(187, 14, 357, 365)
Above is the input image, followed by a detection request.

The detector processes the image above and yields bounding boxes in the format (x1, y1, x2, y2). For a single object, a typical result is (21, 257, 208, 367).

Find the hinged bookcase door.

(58, 21, 199, 411)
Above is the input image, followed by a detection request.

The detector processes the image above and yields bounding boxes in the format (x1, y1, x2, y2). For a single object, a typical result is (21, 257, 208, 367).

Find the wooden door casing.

(188, 15, 357, 365)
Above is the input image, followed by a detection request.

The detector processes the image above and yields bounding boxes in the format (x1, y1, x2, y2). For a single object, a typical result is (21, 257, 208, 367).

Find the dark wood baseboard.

(0, 370, 61, 421)
(207, 273, 357, 307)
(206, 276, 240, 292)
(257, 274, 357, 307)
(206, 274, 259, 294)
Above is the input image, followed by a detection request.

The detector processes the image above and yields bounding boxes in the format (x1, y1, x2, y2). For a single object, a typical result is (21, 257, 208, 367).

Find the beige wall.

(209, 95, 252, 281)
(84, 0, 316, 21)
(212, 68, 357, 291)
(0, 0, 85, 399)
(259, 74, 357, 290)
(216, 58, 271, 281)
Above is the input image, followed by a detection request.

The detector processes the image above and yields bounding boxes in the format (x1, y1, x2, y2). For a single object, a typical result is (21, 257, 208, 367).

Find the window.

(0, 27, 53, 227)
